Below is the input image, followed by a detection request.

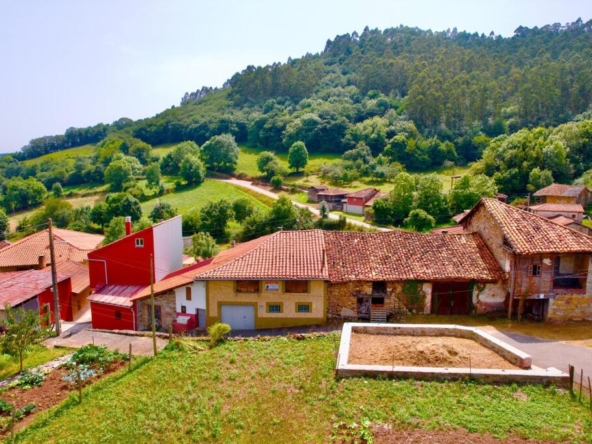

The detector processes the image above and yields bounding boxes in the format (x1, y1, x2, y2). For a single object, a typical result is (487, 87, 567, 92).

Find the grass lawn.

(140, 179, 270, 216)
(0, 346, 72, 381)
(22, 145, 95, 166)
(151, 144, 177, 158)
(14, 336, 592, 443)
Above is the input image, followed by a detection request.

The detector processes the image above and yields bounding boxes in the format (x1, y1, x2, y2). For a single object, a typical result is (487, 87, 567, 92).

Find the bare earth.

(348, 333, 520, 369)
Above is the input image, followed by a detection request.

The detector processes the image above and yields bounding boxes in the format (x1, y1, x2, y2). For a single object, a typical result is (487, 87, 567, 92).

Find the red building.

(0, 269, 72, 323)
(87, 216, 183, 330)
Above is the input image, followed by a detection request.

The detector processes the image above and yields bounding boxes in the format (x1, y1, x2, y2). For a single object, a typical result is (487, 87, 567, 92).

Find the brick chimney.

(125, 216, 132, 236)
(38, 254, 47, 269)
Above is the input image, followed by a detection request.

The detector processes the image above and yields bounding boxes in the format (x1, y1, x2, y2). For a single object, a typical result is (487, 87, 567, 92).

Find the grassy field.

(14, 336, 592, 443)
(140, 180, 270, 216)
(0, 346, 72, 381)
(22, 145, 95, 166)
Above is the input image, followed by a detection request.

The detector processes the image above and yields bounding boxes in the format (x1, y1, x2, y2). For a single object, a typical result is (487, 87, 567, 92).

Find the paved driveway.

(487, 329, 592, 378)
(46, 329, 168, 356)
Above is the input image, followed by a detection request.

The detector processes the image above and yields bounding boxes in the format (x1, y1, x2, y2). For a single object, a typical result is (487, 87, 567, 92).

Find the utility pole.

(48, 218, 61, 336)
(150, 254, 157, 356)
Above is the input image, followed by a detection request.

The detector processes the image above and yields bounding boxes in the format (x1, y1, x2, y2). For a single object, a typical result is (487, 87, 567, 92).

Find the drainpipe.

(131, 302, 136, 331)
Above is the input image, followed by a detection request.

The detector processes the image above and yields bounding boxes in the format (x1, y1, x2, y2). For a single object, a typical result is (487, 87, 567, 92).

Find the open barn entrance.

(432, 282, 472, 315)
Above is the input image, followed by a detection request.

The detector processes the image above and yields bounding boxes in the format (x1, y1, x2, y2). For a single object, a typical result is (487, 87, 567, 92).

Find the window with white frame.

(135, 238, 144, 248)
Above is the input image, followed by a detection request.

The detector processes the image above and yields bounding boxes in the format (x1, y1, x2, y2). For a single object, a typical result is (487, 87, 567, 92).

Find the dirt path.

(219, 178, 391, 231)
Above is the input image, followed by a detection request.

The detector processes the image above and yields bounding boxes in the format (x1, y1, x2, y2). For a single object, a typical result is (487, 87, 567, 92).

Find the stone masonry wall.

(137, 291, 176, 331)
(548, 294, 592, 321)
(327, 281, 430, 318)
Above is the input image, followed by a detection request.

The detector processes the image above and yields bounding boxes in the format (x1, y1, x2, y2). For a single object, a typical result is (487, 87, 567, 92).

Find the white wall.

(153, 216, 183, 282)
(175, 281, 206, 313)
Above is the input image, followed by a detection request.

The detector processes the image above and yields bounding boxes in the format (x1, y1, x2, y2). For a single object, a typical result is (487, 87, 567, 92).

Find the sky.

(0, 0, 591, 154)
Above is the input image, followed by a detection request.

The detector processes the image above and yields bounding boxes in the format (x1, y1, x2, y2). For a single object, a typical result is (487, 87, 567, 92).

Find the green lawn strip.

(331, 211, 366, 223)
(13, 337, 592, 443)
(140, 180, 270, 216)
(21, 145, 96, 166)
(0, 346, 72, 381)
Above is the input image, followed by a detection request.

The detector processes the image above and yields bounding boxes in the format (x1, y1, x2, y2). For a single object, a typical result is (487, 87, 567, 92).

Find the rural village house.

(87, 216, 183, 330)
(533, 183, 592, 206)
(0, 229, 102, 322)
(342, 188, 380, 215)
(461, 198, 592, 321)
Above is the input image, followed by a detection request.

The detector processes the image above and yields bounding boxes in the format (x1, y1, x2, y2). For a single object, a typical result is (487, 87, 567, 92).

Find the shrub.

(13, 370, 45, 389)
(70, 344, 127, 368)
(207, 323, 231, 349)
(270, 175, 283, 189)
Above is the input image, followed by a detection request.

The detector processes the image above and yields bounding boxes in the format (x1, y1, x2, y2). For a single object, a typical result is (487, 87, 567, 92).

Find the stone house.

(461, 198, 592, 321)
(533, 183, 592, 206)
(315, 189, 350, 210)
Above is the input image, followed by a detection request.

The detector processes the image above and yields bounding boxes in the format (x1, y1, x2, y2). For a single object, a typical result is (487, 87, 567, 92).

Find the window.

(181, 305, 187, 313)
(135, 238, 144, 248)
(296, 303, 311, 313)
(528, 264, 541, 277)
(285, 280, 308, 293)
(266, 303, 283, 313)
(115, 311, 122, 320)
(372, 281, 387, 295)
(236, 280, 259, 293)
(185, 287, 192, 301)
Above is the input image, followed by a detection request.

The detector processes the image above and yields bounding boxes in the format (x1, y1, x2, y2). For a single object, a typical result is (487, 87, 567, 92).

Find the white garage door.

(221, 305, 255, 330)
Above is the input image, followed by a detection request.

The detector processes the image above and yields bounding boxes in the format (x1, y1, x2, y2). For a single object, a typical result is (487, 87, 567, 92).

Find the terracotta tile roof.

(452, 211, 470, 223)
(364, 192, 388, 207)
(533, 183, 586, 197)
(0, 229, 104, 268)
(347, 188, 378, 200)
(548, 215, 581, 227)
(0, 269, 69, 309)
(88, 284, 144, 307)
(44, 260, 89, 294)
(324, 231, 503, 283)
(431, 226, 465, 234)
(196, 230, 328, 280)
(309, 185, 328, 191)
(464, 198, 592, 255)
(0, 240, 11, 250)
(529, 203, 584, 213)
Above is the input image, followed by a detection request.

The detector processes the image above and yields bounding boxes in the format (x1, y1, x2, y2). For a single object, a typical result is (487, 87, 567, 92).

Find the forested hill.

(16, 18, 592, 180)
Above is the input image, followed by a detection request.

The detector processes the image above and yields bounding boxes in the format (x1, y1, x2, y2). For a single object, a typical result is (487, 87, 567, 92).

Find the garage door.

(221, 305, 255, 330)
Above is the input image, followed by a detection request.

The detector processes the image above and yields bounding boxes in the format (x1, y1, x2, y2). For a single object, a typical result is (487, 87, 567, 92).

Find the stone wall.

(327, 281, 431, 318)
(548, 294, 592, 321)
(137, 291, 176, 331)
(465, 205, 511, 272)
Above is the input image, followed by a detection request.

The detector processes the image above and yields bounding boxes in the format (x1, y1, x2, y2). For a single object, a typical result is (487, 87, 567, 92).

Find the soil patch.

(0, 360, 126, 435)
(348, 333, 520, 369)
(371, 425, 555, 443)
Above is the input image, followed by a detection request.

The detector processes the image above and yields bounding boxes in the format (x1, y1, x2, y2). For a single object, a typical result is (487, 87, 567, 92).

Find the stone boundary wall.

(548, 294, 592, 321)
(336, 323, 568, 387)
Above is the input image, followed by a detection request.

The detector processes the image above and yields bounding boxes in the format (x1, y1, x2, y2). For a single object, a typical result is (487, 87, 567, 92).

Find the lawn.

(0, 346, 72, 381)
(140, 179, 270, 216)
(14, 336, 592, 443)
(22, 145, 95, 166)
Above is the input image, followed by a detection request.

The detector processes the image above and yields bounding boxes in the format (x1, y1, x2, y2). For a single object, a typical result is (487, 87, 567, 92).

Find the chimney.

(38, 254, 47, 270)
(125, 216, 132, 236)
(230, 240, 236, 248)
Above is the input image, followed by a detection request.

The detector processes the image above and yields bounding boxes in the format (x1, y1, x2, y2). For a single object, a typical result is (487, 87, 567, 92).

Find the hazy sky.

(1, 0, 590, 153)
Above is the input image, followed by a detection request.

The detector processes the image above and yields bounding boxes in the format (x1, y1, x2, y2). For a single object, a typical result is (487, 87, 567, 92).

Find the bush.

(207, 323, 231, 349)
(70, 344, 127, 368)
(13, 369, 45, 389)
(270, 175, 283, 189)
